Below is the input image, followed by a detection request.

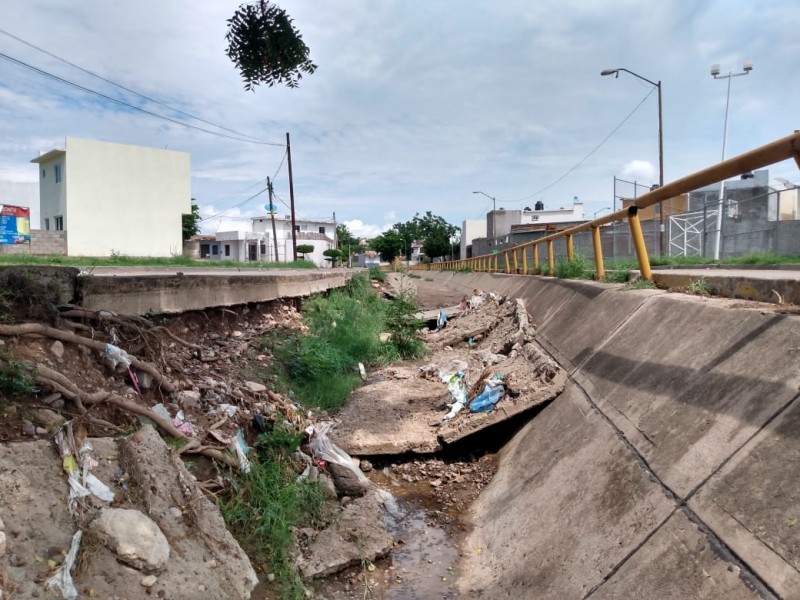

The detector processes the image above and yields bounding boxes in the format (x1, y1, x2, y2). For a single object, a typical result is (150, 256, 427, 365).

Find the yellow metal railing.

(416, 131, 800, 279)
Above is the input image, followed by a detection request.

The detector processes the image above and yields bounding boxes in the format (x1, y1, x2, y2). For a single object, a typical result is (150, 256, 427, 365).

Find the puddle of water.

(381, 497, 459, 600)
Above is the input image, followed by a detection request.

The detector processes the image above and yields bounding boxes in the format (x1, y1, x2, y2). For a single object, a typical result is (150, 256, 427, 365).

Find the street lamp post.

(601, 67, 664, 254)
(593, 207, 611, 219)
(711, 61, 753, 260)
(473, 190, 496, 249)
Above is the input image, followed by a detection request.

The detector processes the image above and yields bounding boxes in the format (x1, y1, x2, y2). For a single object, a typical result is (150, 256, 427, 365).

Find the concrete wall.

(419, 271, 800, 598)
(0, 230, 67, 255)
(64, 138, 190, 257)
(34, 151, 67, 231)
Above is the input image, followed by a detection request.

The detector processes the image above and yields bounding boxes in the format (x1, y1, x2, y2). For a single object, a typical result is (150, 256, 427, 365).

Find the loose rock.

(49, 340, 64, 359)
(91, 508, 170, 573)
(328, 462, 370, 498)
(30, 408, 66, 430)
(0, 531, 6, 556)
(244, 380, 267, 393)
(140, 575, 157, 588)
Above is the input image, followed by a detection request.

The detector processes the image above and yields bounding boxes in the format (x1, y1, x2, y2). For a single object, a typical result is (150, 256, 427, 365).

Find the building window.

(212, 244, 219, 256)
(54, 216, 63, 231)
(260, 243, 266, 255)
(200, 244, 210, 258)
(294, 225, 300, 232)
(42, 169, 45, 179)
(54, 164, 62, 183)
(319, 226, 326, 234)
(225, 244, 231, 257)
(44, 218, 50, 230)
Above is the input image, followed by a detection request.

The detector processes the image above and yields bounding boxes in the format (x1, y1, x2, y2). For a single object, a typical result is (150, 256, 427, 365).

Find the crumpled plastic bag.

(309, 422, 370, 487)
(104, 343, 131, 369)
(469, 375, 506, 413)
(439, 360, 469, 421)
(46, 530, 81, 600)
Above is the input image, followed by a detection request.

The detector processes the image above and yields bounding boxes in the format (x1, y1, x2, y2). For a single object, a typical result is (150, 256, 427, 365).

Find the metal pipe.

(533, 244, 539, 272)
(521, 246, 528, 275)
(547, 240, 555, 275)
(566, 234, 574, 261)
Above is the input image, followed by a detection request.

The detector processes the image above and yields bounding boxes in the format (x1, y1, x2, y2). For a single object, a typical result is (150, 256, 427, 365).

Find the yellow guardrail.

(414, 131, 800, 280)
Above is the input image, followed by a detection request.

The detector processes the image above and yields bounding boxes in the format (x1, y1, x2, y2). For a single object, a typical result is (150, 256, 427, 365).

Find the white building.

(460, 219, 487, 259)
(196, 215, 336, 267)
(31, 137, 190, 257)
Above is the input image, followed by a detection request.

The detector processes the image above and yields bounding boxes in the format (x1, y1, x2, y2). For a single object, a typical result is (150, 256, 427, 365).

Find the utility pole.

(267, 177, 279, 263)
(286, 132, 298, 261)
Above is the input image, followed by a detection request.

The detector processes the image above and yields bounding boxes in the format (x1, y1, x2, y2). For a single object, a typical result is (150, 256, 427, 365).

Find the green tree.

(323, 248, 342, 267)
(296, 244, 314, 260)
(182, 201, 201, 241)
(336, 224, 360, 250)
(226, 1, 317, 90)
(370, 230, 404, 263)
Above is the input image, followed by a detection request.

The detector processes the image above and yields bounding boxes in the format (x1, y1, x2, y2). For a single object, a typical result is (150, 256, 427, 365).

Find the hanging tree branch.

(225, 0, 317, 90)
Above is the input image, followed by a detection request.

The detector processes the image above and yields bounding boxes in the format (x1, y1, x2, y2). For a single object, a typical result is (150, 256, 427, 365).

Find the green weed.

(603, 270, 630, 283)
(554, 254, 593, 279)
(623, 279, 657, 290)
(220, 423, 326, 599)
(368, 266, 386, 282)
(0, 352, 37, 398)
(685, 277, 711, 296)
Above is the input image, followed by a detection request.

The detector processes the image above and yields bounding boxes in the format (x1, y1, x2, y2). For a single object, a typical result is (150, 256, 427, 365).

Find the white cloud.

(344, 219, 391, 239)
(620, 160, 657, 183)
(1, 0, 799, 234)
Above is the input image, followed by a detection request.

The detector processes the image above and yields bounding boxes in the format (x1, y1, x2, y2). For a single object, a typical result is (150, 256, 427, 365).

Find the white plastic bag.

(309, 422, 370, 486)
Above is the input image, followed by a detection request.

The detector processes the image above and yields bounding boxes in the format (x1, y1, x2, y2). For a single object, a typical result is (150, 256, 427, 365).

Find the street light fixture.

(711, 60, 754, 260)
(593, 207, 611, 219)
(601, 67, 664, 253)
(473, 190, 497, 247)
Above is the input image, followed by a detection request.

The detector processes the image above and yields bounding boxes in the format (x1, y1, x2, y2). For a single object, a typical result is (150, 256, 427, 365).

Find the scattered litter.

(54, 422, 115, 514)
(437, 309, 448, 330)
(439, 360, 469, 422)
(104, 343, 131, 369)
(358, 362, 367, 380)
(152, 403, 195, 436)
(231, 430, 252, 473)
(46, 530, 82, 600)
(209, 403, 238, 418)
(469, 375, 506, 413)
(310, 422, 370, 488)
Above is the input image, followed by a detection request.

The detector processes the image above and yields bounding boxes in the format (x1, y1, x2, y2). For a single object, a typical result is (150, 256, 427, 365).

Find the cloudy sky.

(1, 1, 799, 236)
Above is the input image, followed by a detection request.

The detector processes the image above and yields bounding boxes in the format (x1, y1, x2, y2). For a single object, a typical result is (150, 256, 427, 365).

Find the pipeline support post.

(627, 206, 652, 280)
(521, 246, 528, 275)
(591, 226, 605, 280)
(547, 241, 555, 275)
(566, 234, 574, 261)
(533, 244, 539, 272)
(512, 249, 519, 273)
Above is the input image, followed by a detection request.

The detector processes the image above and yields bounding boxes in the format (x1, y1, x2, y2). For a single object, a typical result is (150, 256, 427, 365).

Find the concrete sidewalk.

(650, 266, 800, 304)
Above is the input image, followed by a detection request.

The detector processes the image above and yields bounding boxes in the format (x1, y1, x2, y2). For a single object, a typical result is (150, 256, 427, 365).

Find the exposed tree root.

(0, 322, 176, 392)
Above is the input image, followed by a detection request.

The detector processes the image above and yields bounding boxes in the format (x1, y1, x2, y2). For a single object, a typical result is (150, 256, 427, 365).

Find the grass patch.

(0, 351, 37, 398)
(686, 277, 711, 295)
(220, 423, 326, 599)
(0, 254, 315, 270)
(554, 254, 594, 279)
(261, 273, 425, 412)
(721, 253, 800, 265)
(368, 266, 386, 282)
(623, 279, 657, 290)
(603, 270, 630, 283)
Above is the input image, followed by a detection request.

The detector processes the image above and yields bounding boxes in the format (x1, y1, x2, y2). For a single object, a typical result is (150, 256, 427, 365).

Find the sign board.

(0, 204, 31, 245)
(264, 203, 278, 215)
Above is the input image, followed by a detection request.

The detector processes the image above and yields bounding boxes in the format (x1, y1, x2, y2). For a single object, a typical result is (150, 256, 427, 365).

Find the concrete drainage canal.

(0, 268, 568, 600)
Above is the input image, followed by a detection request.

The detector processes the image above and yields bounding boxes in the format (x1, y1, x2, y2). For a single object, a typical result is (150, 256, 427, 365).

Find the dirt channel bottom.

(308, 452, 498, 600)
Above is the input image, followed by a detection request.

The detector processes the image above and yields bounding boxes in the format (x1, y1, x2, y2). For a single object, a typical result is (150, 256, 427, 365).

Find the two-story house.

(31, 137, 190, 257)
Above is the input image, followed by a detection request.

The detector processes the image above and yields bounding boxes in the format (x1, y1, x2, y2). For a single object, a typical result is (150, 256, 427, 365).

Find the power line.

(508, 88, 656, 205)
(0, 28, 281, 146)
(200, 187, 267, 222)
(0, 50, 285, 147)
(272, 149, 288, 182)
(272, 191, 292, 211)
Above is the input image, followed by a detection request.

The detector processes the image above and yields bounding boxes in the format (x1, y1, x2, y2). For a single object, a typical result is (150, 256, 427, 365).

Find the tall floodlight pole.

(601, 68, 664, 253)
(472, 190, 496, 248)
(711, 61, 753, 260)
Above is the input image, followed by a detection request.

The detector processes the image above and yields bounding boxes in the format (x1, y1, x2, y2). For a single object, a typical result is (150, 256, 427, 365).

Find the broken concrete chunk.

(317, 473, 338, 499)
(298, 491, 393, 579)
(0, 531, 6, 556)
(244, 380, 267, 393)
(176, 390, 201, 409)
(91, 508, 170, 573)
(328, 462, 370, 498)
